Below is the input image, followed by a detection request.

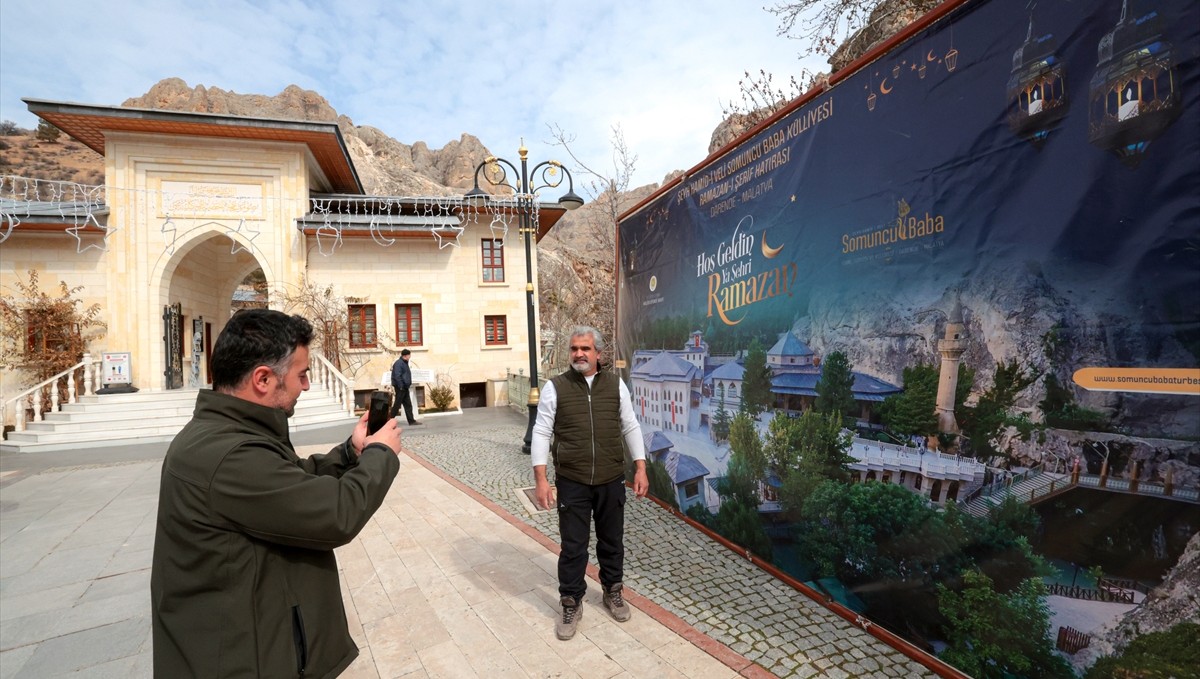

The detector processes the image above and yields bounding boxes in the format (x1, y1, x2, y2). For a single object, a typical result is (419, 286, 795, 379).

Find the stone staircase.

(962, 470, 1071, 518)
(0, 386, 356, 453)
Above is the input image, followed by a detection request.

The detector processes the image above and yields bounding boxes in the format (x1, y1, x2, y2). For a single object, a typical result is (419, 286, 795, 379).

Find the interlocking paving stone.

(406, 425, 937, 678)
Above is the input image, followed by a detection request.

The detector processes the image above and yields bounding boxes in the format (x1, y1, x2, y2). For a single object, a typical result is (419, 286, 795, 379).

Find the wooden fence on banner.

(1056, 626, 1092, 654)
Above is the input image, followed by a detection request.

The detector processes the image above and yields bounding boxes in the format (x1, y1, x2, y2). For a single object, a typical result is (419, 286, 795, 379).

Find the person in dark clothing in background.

(151, 309, 402, 678)
(531, 325, 648, 640)
(390, 349, 421, 425)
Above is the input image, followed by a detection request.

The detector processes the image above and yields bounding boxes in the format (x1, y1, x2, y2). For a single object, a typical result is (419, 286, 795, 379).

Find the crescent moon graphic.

(880, 78, 893, 94)
(926, 50, 937, 62)
(761, 233, 784, 258)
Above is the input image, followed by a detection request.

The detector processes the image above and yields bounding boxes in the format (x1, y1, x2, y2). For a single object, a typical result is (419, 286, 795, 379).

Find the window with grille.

(25, 314, 81, 356)
(395, 304, 423, 346)
(347, 304, 376, 348)
(482, 239, 505, 282)
(484, 315, 507, 346)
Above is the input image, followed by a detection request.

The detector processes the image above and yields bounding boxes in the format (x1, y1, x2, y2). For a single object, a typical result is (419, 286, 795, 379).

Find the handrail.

(965, 467, 1199, 516)
(965, 462, 1046, 505)
(3, 353, 101, 432)
(310, 353, 354, 415)
(505, 368, 546, 414)
(1046, 582, 1134, 604)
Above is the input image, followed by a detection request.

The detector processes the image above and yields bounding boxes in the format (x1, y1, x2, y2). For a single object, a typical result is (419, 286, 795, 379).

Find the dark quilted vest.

(550, 367, 625, 485)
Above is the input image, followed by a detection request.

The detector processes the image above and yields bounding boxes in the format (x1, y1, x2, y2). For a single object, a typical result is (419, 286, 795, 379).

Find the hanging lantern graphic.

(944, 22, 959, 73)
(1007, 15, 1068, 147)
(1088, 0, 1181, 166)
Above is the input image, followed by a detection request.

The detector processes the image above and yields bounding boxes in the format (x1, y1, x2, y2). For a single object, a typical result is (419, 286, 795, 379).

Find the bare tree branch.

(274, 274, 402, 380)
(766, 0, 888, 58)
(537, 124, 641, 371)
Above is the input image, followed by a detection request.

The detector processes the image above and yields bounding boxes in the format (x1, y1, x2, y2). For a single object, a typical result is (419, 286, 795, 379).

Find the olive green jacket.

(151, 390, 399, 678)
(550, 367, 625, 485)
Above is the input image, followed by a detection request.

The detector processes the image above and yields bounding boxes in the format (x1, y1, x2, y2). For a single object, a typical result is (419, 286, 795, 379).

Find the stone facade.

(2, 102, 554, 423)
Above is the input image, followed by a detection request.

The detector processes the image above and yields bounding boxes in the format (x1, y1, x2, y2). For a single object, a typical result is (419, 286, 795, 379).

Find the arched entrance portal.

(157, 231, 269, 389)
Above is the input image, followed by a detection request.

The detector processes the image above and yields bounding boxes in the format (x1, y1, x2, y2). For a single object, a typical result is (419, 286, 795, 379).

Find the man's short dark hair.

(401, 349, 411, 356)
(211, 309, 314, 391)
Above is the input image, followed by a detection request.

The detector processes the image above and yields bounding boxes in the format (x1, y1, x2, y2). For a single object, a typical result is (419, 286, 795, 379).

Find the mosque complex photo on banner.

(615, 0, 1198, 665)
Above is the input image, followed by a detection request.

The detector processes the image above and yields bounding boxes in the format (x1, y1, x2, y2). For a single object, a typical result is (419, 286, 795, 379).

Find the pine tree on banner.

(814, 350, 857, 427)
(741, 339, 774, 417)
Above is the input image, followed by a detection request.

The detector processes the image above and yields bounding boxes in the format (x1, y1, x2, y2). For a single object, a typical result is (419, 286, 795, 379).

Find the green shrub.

(427, 373, 456, 411)
(1085, 622, 1200, 679)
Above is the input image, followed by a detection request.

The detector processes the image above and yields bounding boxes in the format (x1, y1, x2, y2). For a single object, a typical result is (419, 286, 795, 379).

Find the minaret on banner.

(935, 299, 967, 434)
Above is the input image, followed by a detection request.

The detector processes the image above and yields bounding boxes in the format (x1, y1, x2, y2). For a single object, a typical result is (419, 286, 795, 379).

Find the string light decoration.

(161, 215, 178, 254)
(0, 213, 18, 243)
(225, 218, 261, 255)
(463, 144, 584, 454)
(369, 215, 395, 247)
(2, 175, 563, 259)
(489, 211, 510, 245)
(431, 221, 465, 249)
(65, 213, 118, 254)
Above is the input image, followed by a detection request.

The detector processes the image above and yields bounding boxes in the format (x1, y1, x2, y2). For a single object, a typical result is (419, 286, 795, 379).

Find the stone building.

(1, 99, 569, 437)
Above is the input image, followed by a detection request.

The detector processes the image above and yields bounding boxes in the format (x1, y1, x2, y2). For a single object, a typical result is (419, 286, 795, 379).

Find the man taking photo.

(151, 309, 402, 677)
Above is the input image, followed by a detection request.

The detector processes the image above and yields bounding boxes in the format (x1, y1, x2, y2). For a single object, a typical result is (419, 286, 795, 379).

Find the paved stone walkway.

(405, 423, 935, 678)
(0, 408, 942, 678)
(0, 448, 739, 678)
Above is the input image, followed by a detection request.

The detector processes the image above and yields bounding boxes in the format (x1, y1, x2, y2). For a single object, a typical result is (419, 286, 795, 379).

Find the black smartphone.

(367, 391, 392, 434)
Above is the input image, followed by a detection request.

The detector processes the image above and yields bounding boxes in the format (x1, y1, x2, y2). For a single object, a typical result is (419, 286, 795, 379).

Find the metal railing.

(2, 353, 102, 433)
(505, 368, 546, 415)
(966, 466, 1199, 517)
(311, 353, 354, 415)
(962, 462, 1046, 505)
(1046, 582, 1134, 604)
(1075, 474, 1199, 502)
(849, 437, 987, 482)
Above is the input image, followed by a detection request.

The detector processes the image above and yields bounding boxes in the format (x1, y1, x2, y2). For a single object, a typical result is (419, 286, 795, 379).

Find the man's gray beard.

(571, 361, 589, 373)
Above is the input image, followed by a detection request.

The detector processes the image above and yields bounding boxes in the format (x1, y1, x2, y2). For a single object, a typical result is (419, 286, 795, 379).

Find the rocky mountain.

(3, 78, 656, 350)
(123, 78, 492, 197)
(0, 125, 104, 185)
(1074, 530, 1200, 672)
(4, 1, 942, 352)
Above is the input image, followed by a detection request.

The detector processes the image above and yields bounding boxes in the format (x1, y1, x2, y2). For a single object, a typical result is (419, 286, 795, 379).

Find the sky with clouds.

(0, 1, 828, 191)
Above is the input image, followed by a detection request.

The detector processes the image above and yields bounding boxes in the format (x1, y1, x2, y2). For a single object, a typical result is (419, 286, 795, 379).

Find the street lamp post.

(465, 143, 583, 454)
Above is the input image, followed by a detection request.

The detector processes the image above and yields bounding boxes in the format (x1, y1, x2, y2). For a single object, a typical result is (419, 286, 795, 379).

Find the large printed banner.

(616, 0, 1199, 659)
(619, 0, 1199, 434)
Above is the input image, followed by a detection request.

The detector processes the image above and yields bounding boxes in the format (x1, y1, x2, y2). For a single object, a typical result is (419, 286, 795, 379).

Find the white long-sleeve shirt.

(530, 374, 646, 469)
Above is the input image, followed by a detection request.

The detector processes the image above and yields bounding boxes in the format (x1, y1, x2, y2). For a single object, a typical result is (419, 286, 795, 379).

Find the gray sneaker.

(603, 583, 630, 622)
(556, 596, 582, 640)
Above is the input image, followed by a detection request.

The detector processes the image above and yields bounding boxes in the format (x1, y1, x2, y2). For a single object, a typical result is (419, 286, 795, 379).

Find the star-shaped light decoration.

(66, 212, 118, 253)
(431, 222, 464, 249)
(226, 218, 260, 255)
